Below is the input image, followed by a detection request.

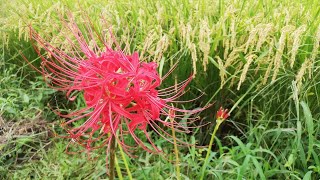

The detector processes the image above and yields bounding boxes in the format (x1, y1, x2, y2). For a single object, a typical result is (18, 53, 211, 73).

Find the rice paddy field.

(1, 0, 320, 179)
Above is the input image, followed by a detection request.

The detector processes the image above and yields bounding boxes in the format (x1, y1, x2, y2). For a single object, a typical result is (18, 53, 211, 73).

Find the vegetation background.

(1, 0, 320, 179)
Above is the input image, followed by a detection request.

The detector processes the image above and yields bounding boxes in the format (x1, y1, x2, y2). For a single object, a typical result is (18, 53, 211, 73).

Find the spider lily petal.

(216, 107, 230, 120)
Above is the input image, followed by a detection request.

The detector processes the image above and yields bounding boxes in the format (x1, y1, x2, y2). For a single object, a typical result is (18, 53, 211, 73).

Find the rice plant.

(1, 0, 320, 179)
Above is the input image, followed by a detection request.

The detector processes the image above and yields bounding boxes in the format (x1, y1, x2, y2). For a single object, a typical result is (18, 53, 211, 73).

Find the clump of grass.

(0, 118, 51, 177)
(1, 0, 320, 179)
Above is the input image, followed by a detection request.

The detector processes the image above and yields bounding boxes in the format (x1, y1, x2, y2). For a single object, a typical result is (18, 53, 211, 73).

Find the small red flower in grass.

(216, 107, 230, 120)
(25, 13, 209, 156)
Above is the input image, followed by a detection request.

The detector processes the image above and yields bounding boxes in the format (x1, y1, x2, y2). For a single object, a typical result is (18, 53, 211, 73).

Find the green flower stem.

(109, 135, 116, 180)
(200, 118, 224, 180)
(171, 115, 181, 180)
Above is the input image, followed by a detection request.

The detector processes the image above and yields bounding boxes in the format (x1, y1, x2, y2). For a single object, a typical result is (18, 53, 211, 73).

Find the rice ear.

(272, 25, 295, 82)
(237, 54, 257, 90)
(290, 25, 306, 68)
(310, 25, 320, 63)
(296, 59, 311, 91)
(216, 56, 226, 88)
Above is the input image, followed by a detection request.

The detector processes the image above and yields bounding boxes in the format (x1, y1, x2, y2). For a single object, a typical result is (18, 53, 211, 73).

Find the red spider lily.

(216, 107, 230, 120)
(25, 13, 209, 156)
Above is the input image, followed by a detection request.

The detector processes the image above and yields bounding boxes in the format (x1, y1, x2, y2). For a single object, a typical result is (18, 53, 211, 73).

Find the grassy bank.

(1, 0, 320, 179)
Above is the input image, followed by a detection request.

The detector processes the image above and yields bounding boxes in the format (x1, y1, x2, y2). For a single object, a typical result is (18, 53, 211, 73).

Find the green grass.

(1, 0, 320, 179)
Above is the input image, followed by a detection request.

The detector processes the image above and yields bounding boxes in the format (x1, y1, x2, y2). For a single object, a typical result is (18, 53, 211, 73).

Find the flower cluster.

(216, 107, 230, 120)
(27, 14, 208, 154)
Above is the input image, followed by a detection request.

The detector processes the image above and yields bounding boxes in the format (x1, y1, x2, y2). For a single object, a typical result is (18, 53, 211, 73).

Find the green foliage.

(1, 0, 320, 179)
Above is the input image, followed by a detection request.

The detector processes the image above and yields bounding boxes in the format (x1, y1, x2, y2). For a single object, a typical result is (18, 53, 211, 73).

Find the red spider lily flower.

(25, 13, 209, 156)
(216, 107, 230, 120)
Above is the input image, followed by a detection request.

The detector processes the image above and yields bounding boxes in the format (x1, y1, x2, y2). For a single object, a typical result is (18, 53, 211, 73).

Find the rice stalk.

(155, 33, 170, 63)
(245, 27, 258, 53)
(296, 59, 311, 91)
(224, 38, 230, 60)
(230, 17, 237, 49)
(230, 62, 243, 88)
(190, 43, 197, 77)
(262, 43, 275, 85)
(140, 30, 157, 60)
(290, 25, 306, 68)
(310, 25, 320, 63)
(237, 54, 257, 90)
(224, 47, 244, 68)
(256, 23, 273, 51)
(216, 56, 226, 88)
(284, 9, 291, 25)
(156, 2, 164, 24)
(199, 18, 211, 71)
(271, 25, 295, 82)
